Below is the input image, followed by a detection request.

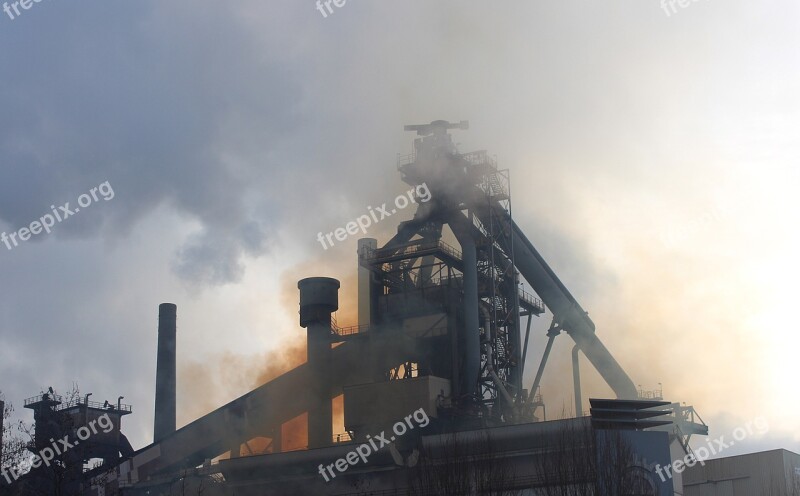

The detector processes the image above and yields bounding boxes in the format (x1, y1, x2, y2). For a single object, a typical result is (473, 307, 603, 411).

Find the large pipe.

(154, 303, 177, 443)
(465, 196, 637, 399)
(507, 217, 637, 399)
(498, 212, 637, 399)
(450, 213, 480, 401)
(298, 277, 339, 449)
(107, 334, 420, 479)
(572, 345, 583, 416)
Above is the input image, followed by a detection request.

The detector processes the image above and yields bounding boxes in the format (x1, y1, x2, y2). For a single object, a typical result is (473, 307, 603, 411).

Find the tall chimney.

(0, 399, 5, 464)
(154, 303, 177, 443)
(298, 277, 339, 449)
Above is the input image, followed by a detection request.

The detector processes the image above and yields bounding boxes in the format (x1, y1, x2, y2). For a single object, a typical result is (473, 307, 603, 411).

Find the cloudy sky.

(1, 0, 797, 456)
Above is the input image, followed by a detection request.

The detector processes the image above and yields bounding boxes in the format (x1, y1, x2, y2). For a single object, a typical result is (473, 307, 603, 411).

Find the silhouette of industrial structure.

(2, 121, 714, 496)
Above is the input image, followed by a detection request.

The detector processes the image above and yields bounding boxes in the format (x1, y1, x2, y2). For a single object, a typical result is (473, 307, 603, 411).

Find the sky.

(0, 0, 798, 458)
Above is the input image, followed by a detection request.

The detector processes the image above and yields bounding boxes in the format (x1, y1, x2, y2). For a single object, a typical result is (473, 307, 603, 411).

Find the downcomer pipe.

(506, 216, 638, 400)
(154, 303, 177, 443)
(572, 345, 583, 416)
(449, 213, 480, 401)
(298, 277, 339, 449)
(465, 194, 638, 400)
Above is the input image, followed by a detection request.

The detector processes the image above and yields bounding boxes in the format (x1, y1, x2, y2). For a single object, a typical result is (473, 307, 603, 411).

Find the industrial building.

(683, 449, 800, 496)
(3, 121, 716, 495)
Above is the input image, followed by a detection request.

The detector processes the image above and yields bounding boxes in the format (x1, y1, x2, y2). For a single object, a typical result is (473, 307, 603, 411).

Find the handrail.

(24, 394, 63, 406)
(333, 324, 369, 337)
(398, 148, 500, 176)
(24, 394, 132, 412)
(397, 151, 416, 169)
(637, 389, 664, 400)
(519, 288, 546, 313)
(460, 150, 498, 170)
(362, 240, 544, 313)
(364, 239, 463, 263)
(333, 432, 353, 443)
(330, 315, 369, 337)
(59, 398, 133, 412)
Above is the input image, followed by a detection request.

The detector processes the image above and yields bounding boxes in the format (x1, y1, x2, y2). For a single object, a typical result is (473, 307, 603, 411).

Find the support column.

(449, 212, 480, 402)
(459, 235, 480, 401)
(271, 425, 282, 453)
(357, 238, 378, 327)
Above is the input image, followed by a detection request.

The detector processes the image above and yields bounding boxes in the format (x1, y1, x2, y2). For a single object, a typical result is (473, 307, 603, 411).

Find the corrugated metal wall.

(683, 449, 800, 496)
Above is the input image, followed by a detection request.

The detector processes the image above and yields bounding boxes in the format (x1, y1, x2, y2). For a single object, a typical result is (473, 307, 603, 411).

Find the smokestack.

(0, 399, 4, 464)
(154, 303, 177, 443)
(298, 277, 339, 449)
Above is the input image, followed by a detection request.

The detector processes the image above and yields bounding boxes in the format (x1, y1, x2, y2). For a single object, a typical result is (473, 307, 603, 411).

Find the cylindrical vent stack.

(298, 277, 339, 449)
(154, 303, 177, 443)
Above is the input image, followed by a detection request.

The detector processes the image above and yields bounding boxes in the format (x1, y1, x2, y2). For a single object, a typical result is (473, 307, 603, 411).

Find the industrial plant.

(9, 121, 795, 496)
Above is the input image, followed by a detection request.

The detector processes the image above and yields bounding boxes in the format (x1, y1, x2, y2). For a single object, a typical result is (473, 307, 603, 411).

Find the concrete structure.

(683, 449, 800, 496)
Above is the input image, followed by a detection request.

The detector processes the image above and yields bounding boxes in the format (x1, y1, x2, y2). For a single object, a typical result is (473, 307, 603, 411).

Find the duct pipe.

(154, 303, 177, 443)
(465, 197, 637, 399)
(572, 345, 583, 416)
(298, 277, 339, 449)
(450, 214, 480, 401)
(506, 215, 638, 399)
